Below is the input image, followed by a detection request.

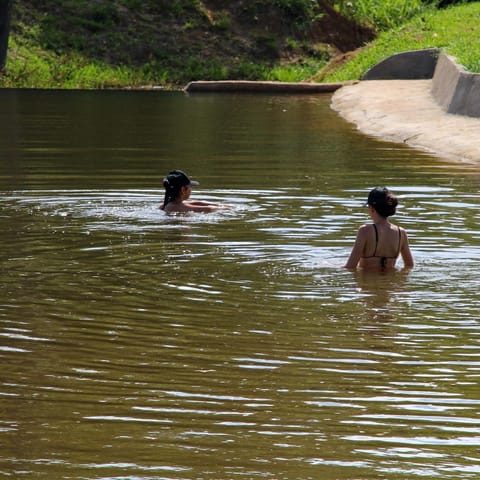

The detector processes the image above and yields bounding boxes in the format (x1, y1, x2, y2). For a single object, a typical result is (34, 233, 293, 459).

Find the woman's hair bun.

(367, 187, 398, 217)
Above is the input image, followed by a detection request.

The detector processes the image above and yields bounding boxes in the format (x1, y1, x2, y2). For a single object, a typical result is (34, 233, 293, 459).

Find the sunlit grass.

(1, 38, 162, 89)
(265, 61, 327, 82)
(2, 1, 479, 88)
(322, 2, 480, 82)
(333, 0, 431, 30)
(1, 36, 329, 89)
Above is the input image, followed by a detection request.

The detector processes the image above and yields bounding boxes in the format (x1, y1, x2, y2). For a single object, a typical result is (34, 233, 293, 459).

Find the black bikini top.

(365, 223, 402, 268)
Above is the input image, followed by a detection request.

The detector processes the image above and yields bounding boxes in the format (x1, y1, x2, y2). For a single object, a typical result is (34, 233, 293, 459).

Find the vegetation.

(0, 0, 479, 89)
(333, 0, 433, 30)
(321, 1, 480, 82)
(2, 0, 358, 89)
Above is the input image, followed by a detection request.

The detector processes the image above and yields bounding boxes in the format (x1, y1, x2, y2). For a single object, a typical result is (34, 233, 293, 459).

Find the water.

(1, 88, 480, 479)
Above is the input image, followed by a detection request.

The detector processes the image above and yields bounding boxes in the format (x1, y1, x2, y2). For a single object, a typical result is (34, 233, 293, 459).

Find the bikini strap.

(372, 223, 378, 256)
(397, 226, 402, 256)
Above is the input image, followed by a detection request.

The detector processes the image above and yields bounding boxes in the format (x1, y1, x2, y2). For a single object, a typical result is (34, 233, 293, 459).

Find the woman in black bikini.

(344, 187, 414, 270)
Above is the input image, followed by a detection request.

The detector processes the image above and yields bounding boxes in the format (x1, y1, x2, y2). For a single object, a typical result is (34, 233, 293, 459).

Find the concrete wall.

(362, 48, 439, 80)
(432, 53, 480, 118)
(184, 80, 354, 93)
(365, 49, 480, 118)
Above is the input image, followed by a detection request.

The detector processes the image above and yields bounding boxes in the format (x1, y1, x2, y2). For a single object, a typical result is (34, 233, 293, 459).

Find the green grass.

(332, 0, 432, 30)
(1, 0, 334, 89)
(322, 2, 480, 82)
(2, 38, 162, 89)
(2, 1, 479, 89)
(1, 38, 327, 89)
(265, 60, 328, 82)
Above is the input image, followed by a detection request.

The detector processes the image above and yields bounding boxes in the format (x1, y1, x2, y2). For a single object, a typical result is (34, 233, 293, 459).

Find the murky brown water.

(1, 89, 480, 479)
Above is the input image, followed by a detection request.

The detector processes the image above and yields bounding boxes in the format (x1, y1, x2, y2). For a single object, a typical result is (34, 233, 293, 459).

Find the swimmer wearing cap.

(160, 169, 231, 213)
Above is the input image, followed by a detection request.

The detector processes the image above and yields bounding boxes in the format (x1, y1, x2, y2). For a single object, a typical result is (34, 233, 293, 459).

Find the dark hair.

(367, 187, 398, 218)
(161, 178, 182, 210)
(160, 169, 198, 210)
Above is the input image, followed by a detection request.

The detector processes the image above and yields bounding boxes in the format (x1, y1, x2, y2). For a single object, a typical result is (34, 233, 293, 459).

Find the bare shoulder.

(163, 201, 190, 213)
(357, 223, 373, 237)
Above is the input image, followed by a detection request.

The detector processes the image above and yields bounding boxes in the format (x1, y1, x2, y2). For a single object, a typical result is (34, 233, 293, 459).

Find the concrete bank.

(331, 79, 480, 163)
(184, 80, 356, 93)
(331, 53, 480, 163)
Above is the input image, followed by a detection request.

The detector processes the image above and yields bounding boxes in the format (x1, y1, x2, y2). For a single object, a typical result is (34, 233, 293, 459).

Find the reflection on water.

(1, 89, 480, 479)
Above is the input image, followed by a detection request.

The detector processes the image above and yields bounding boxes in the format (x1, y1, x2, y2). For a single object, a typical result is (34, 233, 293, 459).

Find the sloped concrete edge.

(330, 49, 480, 163)
(183, 80, 356, 93)
(331, 79, 480, 163)
(432, 53, 480, 117)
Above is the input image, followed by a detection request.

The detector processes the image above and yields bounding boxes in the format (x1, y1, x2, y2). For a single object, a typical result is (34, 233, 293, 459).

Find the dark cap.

(365, 186, 389, 207)
(163, 169, 199, 189)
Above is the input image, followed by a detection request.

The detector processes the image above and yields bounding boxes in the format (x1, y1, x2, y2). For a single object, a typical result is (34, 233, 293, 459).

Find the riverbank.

(331, 79, 480, 164)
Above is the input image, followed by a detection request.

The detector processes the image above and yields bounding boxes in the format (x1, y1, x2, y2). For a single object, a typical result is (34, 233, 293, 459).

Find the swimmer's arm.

(344, 225, 368, 269)
(400, 229, 414, 268)
(188, 200, 214, 206)
(188, 200, 233, 210)
(183, 201, 232, 213)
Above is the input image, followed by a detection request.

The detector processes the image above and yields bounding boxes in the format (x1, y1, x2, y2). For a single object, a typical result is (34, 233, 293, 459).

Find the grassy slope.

(1, 0, 373, 89)
(2, 1, 479, 89)
(321, 2, 480, 82)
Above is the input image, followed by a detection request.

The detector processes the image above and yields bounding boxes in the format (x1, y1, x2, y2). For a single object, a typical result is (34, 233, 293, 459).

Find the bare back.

(359, 222, 402, 269)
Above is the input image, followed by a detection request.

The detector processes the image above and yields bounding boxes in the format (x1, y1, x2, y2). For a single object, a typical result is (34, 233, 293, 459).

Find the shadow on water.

(1, 89, 480, 479)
